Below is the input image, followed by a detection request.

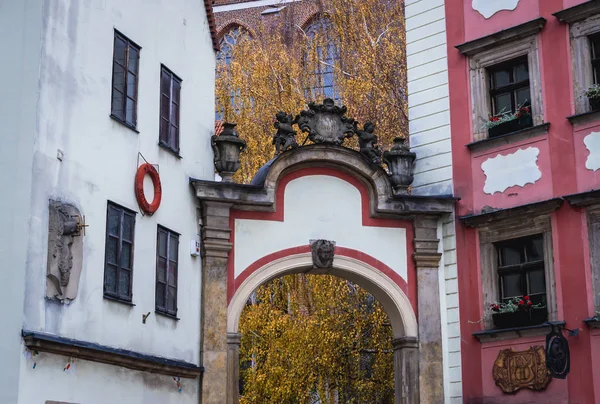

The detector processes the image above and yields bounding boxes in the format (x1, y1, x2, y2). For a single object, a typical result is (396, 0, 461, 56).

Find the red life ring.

(134, 163, 162, 214)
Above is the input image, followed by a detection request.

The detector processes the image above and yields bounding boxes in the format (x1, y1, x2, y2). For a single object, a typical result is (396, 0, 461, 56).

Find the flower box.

(492, 308, 548, 330)
(590, 98, 600, 112)
(488, 115, 533, 138)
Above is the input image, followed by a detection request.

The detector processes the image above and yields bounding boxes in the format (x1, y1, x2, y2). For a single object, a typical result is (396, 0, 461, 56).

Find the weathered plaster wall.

(14, 0, 215, 402)
(463, 0, 538, 43)
(406, 1, 461, 402)
(234, 175, 408, 280)
(0, 1, 44, 402)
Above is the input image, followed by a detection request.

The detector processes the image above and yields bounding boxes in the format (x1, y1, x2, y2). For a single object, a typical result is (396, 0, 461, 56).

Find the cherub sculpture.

(354, 121, 382, 164)
(272, 111, 298, 154)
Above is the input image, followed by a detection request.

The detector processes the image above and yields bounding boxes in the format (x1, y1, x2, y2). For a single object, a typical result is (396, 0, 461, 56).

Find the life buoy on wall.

(135, 163, 162, 215)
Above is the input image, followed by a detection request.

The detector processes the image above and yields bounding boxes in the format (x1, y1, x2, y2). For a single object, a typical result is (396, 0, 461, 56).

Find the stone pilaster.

(227, 332, 242, 404)
(413, 216, 444, 404)
(392, 336, 419, 404)
(200, 202, 233, 404)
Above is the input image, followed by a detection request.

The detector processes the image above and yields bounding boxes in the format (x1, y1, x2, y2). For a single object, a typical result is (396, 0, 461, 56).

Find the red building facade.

(447, 0, 600, 402)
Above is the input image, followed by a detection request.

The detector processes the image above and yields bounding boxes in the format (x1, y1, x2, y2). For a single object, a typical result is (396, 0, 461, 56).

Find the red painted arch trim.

(227, 167, 416, 310)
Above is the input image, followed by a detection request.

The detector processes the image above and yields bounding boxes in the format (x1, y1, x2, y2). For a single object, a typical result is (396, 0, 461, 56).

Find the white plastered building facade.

(0, 0, 216, 403)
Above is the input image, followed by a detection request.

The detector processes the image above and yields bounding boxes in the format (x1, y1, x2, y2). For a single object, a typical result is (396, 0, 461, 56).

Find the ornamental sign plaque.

(492, 346, 552, 394)
(546, 325, 570, 379)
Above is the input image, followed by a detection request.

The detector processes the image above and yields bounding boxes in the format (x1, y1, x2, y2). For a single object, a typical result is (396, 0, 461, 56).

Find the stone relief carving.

(481, 147, 542, 195)
(354, 121, 382, 164)
(296, 99, 356, 146)
(472, 0, 520, 19)
(272, 111, 298, 154)
(492, 346, 552, 394)
(310, 239, 336, 269)
(46, 200, 84, 302)
(584, 131, 600, 171)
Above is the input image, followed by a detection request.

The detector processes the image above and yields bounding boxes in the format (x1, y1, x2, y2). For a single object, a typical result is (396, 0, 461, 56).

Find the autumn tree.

(239, 274, 394, 403)
(215, 0, 407, 183)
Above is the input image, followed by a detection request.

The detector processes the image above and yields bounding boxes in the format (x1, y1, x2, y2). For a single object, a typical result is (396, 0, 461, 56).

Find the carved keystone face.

(310, 239, 336, 269)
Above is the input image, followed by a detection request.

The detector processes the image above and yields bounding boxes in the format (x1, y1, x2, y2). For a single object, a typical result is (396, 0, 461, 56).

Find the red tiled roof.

(204, 0, 220, 52)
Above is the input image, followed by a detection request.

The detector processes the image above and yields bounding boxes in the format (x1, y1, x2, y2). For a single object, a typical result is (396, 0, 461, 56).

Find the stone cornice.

(564, 189, 600, 207)
(191, 145, 455, 219)
(554, 1, 600, 24)
(22, 330, 202, 379)
(460, 198, 563, 228)
(413, 252, 443, 269)
(455, 17, 546, 56)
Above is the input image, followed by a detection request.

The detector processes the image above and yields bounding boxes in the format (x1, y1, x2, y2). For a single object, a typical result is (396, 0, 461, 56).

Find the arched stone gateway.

(192, 101, 455, 404)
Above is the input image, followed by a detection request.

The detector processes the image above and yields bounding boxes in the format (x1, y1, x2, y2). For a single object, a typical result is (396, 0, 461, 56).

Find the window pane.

(107, 207, 120, 236)
(122, 214, 134, 242)
(126, 98, 135, 125)
(169, 126, 179, 150)
(128, 47, 139, 73)
(105, 264, 117, 293)
(168, 262, 177, 286)
(515, 63, 528, 82)
(119, 269, 131, 297)
(111, 90, 124, 119)
(160, 119, 169, 143)
(127, 73, 137, 98)
(173, 80, 181, 103)
(157, 257, 167, 282)
(156, 282, 166, 308)
(106, 236, 118, 265)
(168, 286, 177, 312)
(171, 102, 179, 126)
(161, 95, 170, 120)
(494, 93, 512, 115)
(492, 69, 510, 88)
(501, 272, 522, 299)
(114, 37, 126, 65)
(526, 236, 543, 262)
(113, 63, 125, 89)
(121, 242, 132, 269)
(158, 230, 167, 257)
(528, 269, 546, 295)
(161, 70, 171, 95)
(516, 87, 530, 108)
(593, 37, 600, 59)
(169, 235, 178, 261)
(499, 243, 523, 266)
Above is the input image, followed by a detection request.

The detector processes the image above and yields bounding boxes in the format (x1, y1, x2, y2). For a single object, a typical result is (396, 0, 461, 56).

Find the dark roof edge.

(554, 1, 600, 24)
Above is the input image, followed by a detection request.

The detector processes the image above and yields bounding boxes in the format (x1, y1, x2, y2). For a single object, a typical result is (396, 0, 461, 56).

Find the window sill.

(155, 310, 180, 321)
(466, 123, 550, 153)
(472, 320, 565, 343)
(104, 294, 136, 306)
(583, 316, 600, 329)
(158, 142, 183, 159)
(110, 114, 139, 133)
(567, 110, 600, 126)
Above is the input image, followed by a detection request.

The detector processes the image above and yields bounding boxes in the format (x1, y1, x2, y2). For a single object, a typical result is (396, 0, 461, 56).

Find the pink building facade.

(446, 0, 600, 402)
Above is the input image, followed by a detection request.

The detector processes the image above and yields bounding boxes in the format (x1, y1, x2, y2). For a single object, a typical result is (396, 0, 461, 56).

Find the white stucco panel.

(234, 175, 407, 280)
(481, 147, 542, 195)
(584, 131, 600, 171)
(472, 0, 520, 19)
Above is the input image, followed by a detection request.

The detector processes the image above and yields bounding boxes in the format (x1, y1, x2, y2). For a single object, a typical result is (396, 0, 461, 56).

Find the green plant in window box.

(489, 296, 547, 330)
(584, 84, 600, 112)
(482, 103, 532, 138)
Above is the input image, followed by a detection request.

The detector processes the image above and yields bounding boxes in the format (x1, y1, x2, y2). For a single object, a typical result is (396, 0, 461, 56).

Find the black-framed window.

(156, 226, 179, 316)
(590, 33, 600, 84)
(488, 56, 531, 116)
(111, 31, 140, 128)
(159, 66, 182, 154)
(496, 235, 546, 307)
(104, 202, 136, 302)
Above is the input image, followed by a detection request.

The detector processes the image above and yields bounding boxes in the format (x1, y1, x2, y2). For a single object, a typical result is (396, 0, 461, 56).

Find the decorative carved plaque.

(492, 346, 552, 394)
(546, 326, 570, 379)
(46, 200, 84, 302)
(296, 99, 356, 146)
(310, 239, 335, 269)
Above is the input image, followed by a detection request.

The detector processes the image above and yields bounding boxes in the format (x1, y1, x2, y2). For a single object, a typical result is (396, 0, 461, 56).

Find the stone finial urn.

(211, 123, 247, 182)
(383, 137, 416, 195)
